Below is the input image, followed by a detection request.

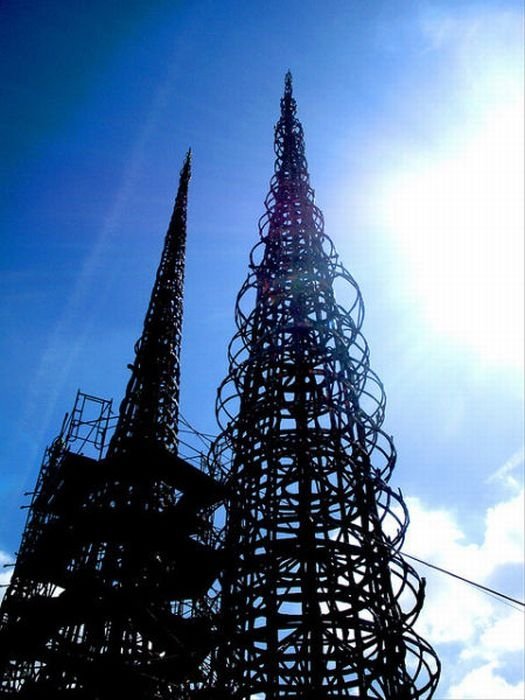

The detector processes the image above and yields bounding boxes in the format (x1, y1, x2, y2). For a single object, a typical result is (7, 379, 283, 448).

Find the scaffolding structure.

(0, 153, 224, 698)
(211, 73, 440, 697)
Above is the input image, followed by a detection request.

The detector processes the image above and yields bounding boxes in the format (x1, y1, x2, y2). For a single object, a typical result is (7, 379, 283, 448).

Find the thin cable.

(179, 414, 523, 611)
(480, 587, 525, 613)
(404, 552, 525, 609)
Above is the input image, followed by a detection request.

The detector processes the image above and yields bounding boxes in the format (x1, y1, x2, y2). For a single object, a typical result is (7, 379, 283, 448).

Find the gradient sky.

(1, 2, 523, 698)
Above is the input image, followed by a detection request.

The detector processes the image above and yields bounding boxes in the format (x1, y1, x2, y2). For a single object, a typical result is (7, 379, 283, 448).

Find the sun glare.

(381, 98, 524, 369)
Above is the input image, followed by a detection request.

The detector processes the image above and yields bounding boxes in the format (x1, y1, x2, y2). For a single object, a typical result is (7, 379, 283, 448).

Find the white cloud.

(447, 662, 525, 700)
(406, 488, 524, 585)
(483, 492, 525, 570)
(402, 485, 524, 699)
(0, 550, 14, 601)
(470, 609, 525, 661)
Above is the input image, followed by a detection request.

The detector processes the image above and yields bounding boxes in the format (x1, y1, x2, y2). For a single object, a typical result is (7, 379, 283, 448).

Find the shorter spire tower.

(0, 152, 224, 698)
(109, 149, 191, 454)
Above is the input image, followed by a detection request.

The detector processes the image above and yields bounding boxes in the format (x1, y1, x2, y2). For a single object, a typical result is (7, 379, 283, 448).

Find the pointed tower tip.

(180, 149, 192, 179)
(284, 71, 293, 96)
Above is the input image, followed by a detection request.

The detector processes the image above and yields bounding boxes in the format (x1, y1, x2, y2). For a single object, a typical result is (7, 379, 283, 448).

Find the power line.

(404, 552, 525, 609)
(117, 407, 525, 614)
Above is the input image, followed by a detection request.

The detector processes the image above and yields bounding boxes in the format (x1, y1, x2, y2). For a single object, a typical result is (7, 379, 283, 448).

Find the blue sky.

(1, 1, 523, 697)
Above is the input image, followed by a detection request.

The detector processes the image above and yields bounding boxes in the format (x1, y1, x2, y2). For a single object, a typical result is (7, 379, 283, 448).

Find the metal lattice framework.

(0, 153, 224, 698)
(212, 73, 441, 698)
(108, 150, 191, 456)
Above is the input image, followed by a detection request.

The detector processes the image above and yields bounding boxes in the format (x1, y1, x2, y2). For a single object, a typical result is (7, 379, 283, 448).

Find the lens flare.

(381, 99, 523, 368)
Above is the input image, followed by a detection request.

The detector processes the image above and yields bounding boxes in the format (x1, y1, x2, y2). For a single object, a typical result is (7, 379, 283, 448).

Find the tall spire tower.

(0, 152, 223, 697)
(213, 73, 440, 697)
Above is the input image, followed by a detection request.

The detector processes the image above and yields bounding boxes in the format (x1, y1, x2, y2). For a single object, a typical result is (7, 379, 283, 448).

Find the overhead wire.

(177, 413, 524, 613)
(403, 552, 525, 610)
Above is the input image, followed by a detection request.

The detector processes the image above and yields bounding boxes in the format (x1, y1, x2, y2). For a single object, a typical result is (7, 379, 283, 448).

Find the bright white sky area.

(0, 2, 523, 697)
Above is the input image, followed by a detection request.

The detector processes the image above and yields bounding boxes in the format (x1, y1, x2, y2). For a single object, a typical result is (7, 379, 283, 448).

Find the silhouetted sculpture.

(0, 153, 224, 698)
(212, 73, 440, 698)
(0, 76, 440, 700)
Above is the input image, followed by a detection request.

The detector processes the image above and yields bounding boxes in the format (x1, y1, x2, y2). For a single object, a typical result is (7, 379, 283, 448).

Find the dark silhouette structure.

(1, 76, 440, 700)
(212, 73, 440, 698)
(0, 153, 224, 698)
